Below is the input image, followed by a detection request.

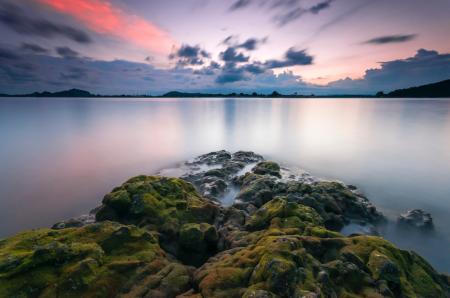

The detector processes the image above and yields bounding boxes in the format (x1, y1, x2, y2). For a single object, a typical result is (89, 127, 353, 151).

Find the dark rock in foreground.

(0, 151, 449, 297)
(398, 209, 434, 229)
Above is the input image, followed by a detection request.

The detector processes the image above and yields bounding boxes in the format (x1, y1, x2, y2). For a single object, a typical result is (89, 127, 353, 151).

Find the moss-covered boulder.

(193, 229, 450, 298)
(95, 176, 221, 266)
(252, 161, 281, 178)
(0, 221, 191, 298)
(96, 176, 219, 228)
(245, 197, 322, 231)
(235, 173, 278, 207)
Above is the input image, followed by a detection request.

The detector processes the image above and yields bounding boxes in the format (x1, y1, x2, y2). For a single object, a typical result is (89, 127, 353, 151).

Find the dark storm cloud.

(220, 47, 249, 62)
(56, 47, 80, 59)
(264, 48, 313, 68)
(21, 43, 49, 54)
(363, 34, 417, 45)
(0, 3, 92, 44)
(169, 44, 210, 66)
(327, 49, 450, 93)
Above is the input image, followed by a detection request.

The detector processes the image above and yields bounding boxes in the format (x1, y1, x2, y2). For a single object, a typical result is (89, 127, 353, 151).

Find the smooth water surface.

(1, 97, 450, 272)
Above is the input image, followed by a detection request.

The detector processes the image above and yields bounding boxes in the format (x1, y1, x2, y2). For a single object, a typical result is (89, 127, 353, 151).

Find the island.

(0, 151, 449, 297)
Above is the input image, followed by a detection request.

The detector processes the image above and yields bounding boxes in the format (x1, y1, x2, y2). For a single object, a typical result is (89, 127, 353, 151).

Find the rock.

(179, 223, 218, 252)
(232, 151, 264, 163)
(52, 213, 95, 229)
(0, 222, 191, 298)
(1, 151, 449, 298)
(252, 161, 282, 178)
(398, 209, 434, 229)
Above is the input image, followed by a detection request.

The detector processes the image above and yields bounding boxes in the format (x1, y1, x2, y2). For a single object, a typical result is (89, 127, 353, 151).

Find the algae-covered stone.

(193, 222, 450, 298)
(95, 176, 219, 238)
(0, 221, 191, 298)
(179, 223, 218, 252)
(245, 197, 323, 231)
(252, 161, 281, 178)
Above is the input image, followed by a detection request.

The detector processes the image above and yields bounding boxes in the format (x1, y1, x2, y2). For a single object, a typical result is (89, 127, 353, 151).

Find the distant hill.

(29, 89, 95, 97)
(386, 79, 450, 98)
(0, 89, 95, 97)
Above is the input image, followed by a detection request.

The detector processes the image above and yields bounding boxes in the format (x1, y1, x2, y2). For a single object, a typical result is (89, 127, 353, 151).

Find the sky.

(0, 0, 449, 95)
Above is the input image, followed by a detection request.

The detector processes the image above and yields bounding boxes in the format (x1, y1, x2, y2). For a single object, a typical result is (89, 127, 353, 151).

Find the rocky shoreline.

(1, 151, 449, 297)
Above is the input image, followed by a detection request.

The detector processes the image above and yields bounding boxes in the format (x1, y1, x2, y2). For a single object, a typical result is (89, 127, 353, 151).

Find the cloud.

(327, 49, 450, 93)
(21, 43, 49, 54)
(264, 48, 313, 68)
(309, 0, 334, 14)
(0, 48, 20, 60)
(229, 0, 252, 11)
(229, 0, 334, 26)
(60, 66, 87, 80)
(215, 68, 247, 84)
(0, 3, 92, 43)
(56, 46, 80, 58)
(236, 37, 267, 51)
(169, 44, 210, 66)
(363, 34, 417, 45)
(220, 47, 249, 63)
(36, 0, 176, 54)
(305, 1, 374, 43)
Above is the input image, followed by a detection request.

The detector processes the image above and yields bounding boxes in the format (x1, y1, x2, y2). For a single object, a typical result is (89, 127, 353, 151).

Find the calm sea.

(1, 97, 449, 272)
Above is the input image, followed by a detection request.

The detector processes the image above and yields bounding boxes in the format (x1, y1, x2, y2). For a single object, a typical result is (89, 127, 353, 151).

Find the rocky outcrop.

(0, 151, 448, 297)
(398, 209, 434, 229)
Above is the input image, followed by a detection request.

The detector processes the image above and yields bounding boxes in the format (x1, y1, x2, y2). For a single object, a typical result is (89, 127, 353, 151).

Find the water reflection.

(0, 97, 449, 272)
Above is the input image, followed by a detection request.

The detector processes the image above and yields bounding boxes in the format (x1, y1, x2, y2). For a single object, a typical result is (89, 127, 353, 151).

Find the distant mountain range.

(1, 79, 449, 98)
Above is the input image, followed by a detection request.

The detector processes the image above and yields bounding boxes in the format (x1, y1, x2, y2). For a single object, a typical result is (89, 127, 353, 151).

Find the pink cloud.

(37, 0, 177, 54)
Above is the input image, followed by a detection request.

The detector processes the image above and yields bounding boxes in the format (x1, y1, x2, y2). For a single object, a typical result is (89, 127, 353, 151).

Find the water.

(1, 97, 449, 272)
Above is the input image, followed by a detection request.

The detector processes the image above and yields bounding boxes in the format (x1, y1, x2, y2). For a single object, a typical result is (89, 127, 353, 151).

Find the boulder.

(252, 161, 282, 178)
(398, 209, 433, 229)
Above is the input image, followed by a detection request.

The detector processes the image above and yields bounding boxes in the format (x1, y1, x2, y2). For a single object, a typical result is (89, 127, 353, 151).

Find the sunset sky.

(1, 0, 449, 95)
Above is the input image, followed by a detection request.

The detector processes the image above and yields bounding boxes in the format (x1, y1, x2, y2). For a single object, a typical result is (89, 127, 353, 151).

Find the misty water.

(1, 97, 450, 272)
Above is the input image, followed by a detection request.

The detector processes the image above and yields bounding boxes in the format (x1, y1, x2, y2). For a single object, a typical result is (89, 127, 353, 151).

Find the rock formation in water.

(0, 151, 449, 297)
(398, 209, 434, 230)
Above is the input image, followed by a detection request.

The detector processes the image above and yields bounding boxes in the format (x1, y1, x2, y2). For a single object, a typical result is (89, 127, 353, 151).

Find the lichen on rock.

(0, 150, 449, 298)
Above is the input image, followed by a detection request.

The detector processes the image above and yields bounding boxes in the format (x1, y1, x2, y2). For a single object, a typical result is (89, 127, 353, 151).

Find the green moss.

(304, 226, 343, 238)
(252, 161, 281, 178)
(0, 222, 189, 298)
(245, 197, 323, 231)
(1, 172, 449, 298)
(97, 176, 219, 229)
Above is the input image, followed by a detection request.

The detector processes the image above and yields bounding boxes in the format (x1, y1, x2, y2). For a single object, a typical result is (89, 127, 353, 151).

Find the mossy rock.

(96, 175, 219, 238)
(192, 220, 450, 298)
(252, 161, 281, 178)
(245, 197, 323, 231)
(0, 221, 192, 298)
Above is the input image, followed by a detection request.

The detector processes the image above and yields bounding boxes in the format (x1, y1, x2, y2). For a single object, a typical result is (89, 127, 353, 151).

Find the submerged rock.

(2, 151, 449, 297)
(398, 209, 434, 229)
